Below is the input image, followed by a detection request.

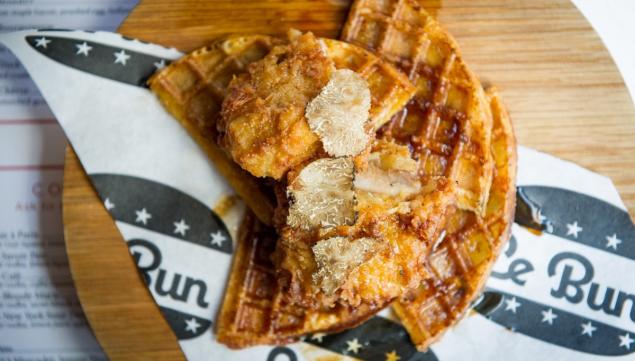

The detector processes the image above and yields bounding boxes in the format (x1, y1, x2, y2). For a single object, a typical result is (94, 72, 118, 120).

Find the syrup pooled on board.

(514, 187, 553, 236)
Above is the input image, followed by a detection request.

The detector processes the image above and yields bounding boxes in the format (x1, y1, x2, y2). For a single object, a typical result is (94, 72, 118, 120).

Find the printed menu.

(0, 1, 136, 360)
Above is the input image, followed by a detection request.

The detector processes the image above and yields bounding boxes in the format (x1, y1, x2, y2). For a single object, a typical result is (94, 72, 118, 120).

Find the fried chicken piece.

(218, 31, 334, 179)
(274, 141, 456, 309)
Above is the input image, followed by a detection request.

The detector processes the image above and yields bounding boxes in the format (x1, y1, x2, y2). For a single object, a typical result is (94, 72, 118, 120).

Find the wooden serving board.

(63, 1, 635, 360)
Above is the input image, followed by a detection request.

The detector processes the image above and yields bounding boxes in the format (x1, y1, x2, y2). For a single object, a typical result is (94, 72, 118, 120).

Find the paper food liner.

(1, 30, 634, 361)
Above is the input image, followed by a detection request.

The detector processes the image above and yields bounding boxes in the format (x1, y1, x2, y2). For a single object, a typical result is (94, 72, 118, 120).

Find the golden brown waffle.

(342, 0, 494, 215)
(341, 1, 516, 349)
(149, 34, 415, 222)
(392, 87, 517, 351)
(148, 35, 282, 225)
(216, 211, 389, 348)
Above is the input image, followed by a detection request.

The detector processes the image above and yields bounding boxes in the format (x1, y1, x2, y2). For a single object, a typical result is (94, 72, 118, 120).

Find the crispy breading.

(218, 31, 333, 179)
(275, 143, 456, 309)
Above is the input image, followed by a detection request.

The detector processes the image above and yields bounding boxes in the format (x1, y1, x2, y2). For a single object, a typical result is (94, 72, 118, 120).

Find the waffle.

(148, 35, 282, 225)
(342, 2, 516, 348)
(392, 87, 517, 350)
(149, 34, 415, 222)
(342, 0, 494, 215)
(216, 210, 389, 348)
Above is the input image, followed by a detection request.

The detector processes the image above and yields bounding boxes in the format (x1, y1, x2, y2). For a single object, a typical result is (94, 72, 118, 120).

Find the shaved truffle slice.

(287, 157, 355, 229)
(312, 236, 382, 295)
(306, 69, 372, 157)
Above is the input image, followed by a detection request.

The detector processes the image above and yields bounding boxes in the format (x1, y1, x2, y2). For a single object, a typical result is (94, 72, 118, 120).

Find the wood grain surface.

(63, 1, 635, 360)
(63, 149, 185, 361)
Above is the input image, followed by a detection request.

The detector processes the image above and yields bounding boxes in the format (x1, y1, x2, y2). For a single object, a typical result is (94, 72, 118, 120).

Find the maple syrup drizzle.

(514, 187, 553, 236)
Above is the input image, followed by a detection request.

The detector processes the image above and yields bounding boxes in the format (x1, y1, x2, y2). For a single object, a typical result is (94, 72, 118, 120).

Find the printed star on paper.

(114, 49, 131, 65)
(536, 210, 554, 233)
(210, 230, 227, 247)
(184, 317, 201, 333)
(135, 208, 152, 225)
(35, 37, 51, 48)
(386, 350, 401, 361)
(346, 338, 362, 354)
(545, 223, 554, 234)
(619, 333, 634, 350)
(154, 59, 166, 70)
(566, 221, 582, 238)
(173, 219, 190, 236)
(581, 321, 596, 337)
(541, 308, 557, 325)
(311, 333, 326, 343)
(606, 234, 622, 250)
(104, 198, 115, 210)
(75, 42, 93, 56)
(504, 297, 521, 313)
